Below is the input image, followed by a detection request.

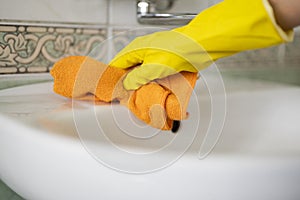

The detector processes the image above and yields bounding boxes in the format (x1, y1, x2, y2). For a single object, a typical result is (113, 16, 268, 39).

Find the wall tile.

(109, 0, 139, 26)
(168, 0, 209, 13)
(0, 0, 300, 75)
(0, 22, 107, 74)
(0, 0, 108, 24)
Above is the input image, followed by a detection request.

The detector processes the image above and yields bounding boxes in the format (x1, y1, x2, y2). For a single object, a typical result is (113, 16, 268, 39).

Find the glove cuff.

(263, 0, 294, 42)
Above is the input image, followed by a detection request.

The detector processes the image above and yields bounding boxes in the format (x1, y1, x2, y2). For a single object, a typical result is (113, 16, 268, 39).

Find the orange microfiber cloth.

(50, 56, 198, 131)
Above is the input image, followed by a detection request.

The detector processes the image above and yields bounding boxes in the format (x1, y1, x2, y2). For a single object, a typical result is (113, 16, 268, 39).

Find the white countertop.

(0, 79, 300, 200)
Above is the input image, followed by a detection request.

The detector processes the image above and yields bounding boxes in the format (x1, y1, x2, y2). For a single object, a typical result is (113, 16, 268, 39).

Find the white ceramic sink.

(1, 77, 300, 200)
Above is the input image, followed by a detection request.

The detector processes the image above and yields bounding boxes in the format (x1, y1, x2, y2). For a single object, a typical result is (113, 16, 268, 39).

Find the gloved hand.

(109, 0, 293, 90)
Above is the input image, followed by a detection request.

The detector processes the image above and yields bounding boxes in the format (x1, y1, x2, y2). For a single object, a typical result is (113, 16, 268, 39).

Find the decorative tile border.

(0, 20, 107, 74)
(0, 21, 299, 75)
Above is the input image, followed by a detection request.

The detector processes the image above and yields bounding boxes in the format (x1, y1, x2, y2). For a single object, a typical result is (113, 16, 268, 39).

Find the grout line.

(106, 0, 112, 26)
(106, 0, 113, 61)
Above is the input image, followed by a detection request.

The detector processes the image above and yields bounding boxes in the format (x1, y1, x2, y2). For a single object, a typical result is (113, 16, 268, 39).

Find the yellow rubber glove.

(110, 0, 294, 90)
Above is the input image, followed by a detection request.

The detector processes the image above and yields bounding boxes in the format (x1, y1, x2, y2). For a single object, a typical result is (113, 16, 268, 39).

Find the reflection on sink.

(0, 78, 300, 200)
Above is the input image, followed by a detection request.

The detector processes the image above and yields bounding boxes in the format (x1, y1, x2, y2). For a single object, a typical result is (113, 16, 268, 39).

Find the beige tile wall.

(0, 0, 108, 24)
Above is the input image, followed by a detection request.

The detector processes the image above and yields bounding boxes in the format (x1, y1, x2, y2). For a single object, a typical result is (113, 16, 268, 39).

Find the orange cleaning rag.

(50, 56, 198, 131)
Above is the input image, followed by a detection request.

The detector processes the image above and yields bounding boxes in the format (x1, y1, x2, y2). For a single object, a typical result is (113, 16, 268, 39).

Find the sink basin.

(1, 76, 300, 200)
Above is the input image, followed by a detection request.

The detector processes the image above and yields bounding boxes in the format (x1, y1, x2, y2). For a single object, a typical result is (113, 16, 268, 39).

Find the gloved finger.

(109, 49, 144, 69)
(123, 63, 178, 90)
(109, 36, 150, 69)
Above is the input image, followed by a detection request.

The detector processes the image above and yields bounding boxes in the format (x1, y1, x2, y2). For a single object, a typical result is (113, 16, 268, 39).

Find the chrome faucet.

(137, 0, 197, 25)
